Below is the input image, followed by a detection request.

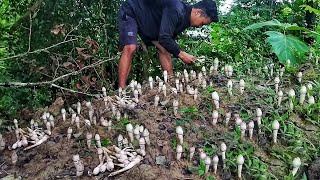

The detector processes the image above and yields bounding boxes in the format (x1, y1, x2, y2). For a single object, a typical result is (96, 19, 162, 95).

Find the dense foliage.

(0, 0, 319, 124)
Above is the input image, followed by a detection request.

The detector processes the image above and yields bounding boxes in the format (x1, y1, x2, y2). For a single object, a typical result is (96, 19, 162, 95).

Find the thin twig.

(51, 83, 99, 97)
(0, 38, 78, 61)
(0, 56, 119, 87)
(28, 13, 32, 52)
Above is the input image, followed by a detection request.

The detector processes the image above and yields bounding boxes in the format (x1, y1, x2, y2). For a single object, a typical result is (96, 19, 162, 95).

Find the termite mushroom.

(95, 134, 101, 148)
(204, 156, 211, 174)
(173, 100, 179, 116)
(212, 110, 219, 126)
(67, 127, 72, 140)
(277, 90, 283, 107)
(308, 96, 315, 104)
(176, 144, 183, 160)
(297, 72, 302, 83)
(225, 111, 231, 125)
(227, 80, 233, 96)
(163, 70, 168, 83)
(213, 58, 219, 72)
(189, 147, 195, 161)
(237, 154, 244, 178)
(248, 121, 254, 140)
(86, 133, 92, 148)
(292, 157, 301, 177)
(73, 154, 84, 176)
(239, 79, 245, 94)
(154, 95, 160, 108)
(299, 86, 307, 104)
(212, 155, 219, 174)
(272, 120, 280, 144)
(143, 129, 150, 145)
(61, 108, 66, 121)
(274, 76, 280, 93)
(149, 76, 154, 89)
(221, 142, 227, 167)
(288, 89, 296, 110)
(102, 87, 107, 97)
(176, 126, 183, 145)
(256, 108, 262, 133)
(240, 122, 247, 139)
(126, 123, 134, 142)
(77, 102, 81, 115)
(0, 134, 5, 151)
(212, 91, 219, 109)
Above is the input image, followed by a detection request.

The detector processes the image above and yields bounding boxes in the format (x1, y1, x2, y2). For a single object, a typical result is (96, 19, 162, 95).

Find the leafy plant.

(243, 19, 319, 64)
(198, 159, 206, 177)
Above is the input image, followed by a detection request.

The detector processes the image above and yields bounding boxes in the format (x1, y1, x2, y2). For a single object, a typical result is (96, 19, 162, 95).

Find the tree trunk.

(305, 1, 317, 44)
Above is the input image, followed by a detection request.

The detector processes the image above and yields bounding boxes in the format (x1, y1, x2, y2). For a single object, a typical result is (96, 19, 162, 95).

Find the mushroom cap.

(214, 58, 219, 64)
(126, 123, 133, 132)
(102, 87, 106, 92)
(212, 110, 219, 119)
(227, 65, 233, 72)
(86, 132, 92, 139)
(190, 146, 195, 153)
(155, 95, 160, 101)
(307, 83, 313, 90)
(239, 79, 245, 86)
(139, 138, 146, 145)
(278, 90, 283, 96)
(274, 76, 280, 83)
(176, 126, 183, 135)
(308, 96, 315, 104)
(213, 155, 219, 163)
(143, 129, 149, 136)
(176, 144, 183, 153)
(225, 112, 231, 118)
(202, 66, 206, 72)
(173, 99, 179, 106)
(73, 154, 80, 162)
(212, 92, 219, 100)
(204, 156, 211, 165)
(95, 134, 100, 141)
(240, 122, 247, 130)
(227, 80, 233, 87)
(300, 86, 307, 94)
(248, 121, 255, 129)
(237, 155, 244, 164)
(61, 108, 66, 114)
(67, 127, 73, 133)
(272, 120, 280, 130)
(220, 142, 227, 151)
(256, 108, 262, 116)
(148, 76, 153, 81)
(292, 157, 301, 167)
(118, 134, 123, 141)
(289, 89, 295, 97)
(297, 72, 303, 78)
(163, 70, 168, 76)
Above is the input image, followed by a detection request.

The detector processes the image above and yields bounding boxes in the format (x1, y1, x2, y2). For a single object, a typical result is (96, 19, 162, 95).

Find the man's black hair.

(193, 0, 219, 22)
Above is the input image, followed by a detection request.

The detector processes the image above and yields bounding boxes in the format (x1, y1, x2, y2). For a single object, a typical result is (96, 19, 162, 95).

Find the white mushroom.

(297, 72, 302, 83)
(212, 110, 219, 125)
(149, 76, 154, 89)
(248, 121, 254, 140)
(154, 95, 160, 108)
(292, 157, 301, 176)
(173, 99, 179, 116)
(272, 120, 280, 144)
(163, 70, 168, 83)
(240, 122, 247, 139)
(189, 147, 195, 161)
(299, 86, 307, 104)
(239, 79, 245, 94)
(176, 144, 183, 160)
(225, 111, 231, 125)
(212, 91, 219, 109)
(143, 129, 150, 145)
(126, 123, 134, 142)
(274, 76, 280, 93)
(237, 154, 244, 178)
(204, 156, 211, 174)
(227, 80, 233, 96)
(288, 89, 295, 110)
(277, 90, 283, 107)
(176, 126, 183, 145)
(212, 155, 219, 174)
(308, 96, 315, 104)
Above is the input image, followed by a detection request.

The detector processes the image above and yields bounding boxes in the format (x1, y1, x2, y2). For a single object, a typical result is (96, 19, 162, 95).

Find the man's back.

(123, 0, 191, 45)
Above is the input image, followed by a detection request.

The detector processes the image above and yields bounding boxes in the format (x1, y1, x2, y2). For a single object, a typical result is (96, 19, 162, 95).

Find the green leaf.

(301, 5, 320, 15)
(198, 169, 205, 177)
(264, 31, 309, 64)
(243, 19, 282, 30)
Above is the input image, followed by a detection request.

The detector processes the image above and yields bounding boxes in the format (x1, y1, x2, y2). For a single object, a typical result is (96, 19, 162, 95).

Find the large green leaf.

(243, 19, 282, 30)
(264, 31, 309, 64)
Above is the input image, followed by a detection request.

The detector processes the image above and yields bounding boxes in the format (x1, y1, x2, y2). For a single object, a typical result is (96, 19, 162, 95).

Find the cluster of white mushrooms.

(2, 57, 317, 178)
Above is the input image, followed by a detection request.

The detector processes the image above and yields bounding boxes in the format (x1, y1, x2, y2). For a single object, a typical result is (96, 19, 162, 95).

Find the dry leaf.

(50, 24, 66, 36)
(62, 62, 74, 68)
(85, 38, 99, 54)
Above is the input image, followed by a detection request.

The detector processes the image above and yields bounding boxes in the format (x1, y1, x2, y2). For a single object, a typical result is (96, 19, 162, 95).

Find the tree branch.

(51, 83, 99, 97)
(0, 56, 119, 87)
(0, 38, 78, 61)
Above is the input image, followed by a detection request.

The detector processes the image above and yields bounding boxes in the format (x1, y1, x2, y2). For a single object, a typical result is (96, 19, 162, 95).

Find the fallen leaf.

(50, 24, 66, 36)
(62, 62, 74, 68)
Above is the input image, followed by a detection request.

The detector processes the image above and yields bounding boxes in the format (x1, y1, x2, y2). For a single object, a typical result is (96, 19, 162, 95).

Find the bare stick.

(0, 39, 78, 61)
(0, 56, 118, 87)
(51, 83, 99, 97)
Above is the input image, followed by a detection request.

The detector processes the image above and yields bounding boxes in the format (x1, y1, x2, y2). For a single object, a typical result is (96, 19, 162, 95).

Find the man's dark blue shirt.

(120, 0, 192, 57)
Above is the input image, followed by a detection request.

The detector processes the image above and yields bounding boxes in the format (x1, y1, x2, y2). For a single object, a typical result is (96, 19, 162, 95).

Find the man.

(117, 0, 219, 88)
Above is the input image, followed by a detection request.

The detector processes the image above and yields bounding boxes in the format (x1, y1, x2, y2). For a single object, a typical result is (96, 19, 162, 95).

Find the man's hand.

(178, 51, 196, 64)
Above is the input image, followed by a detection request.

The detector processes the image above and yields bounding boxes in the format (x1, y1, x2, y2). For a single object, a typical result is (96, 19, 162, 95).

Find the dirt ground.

(0, 74, 319, 180)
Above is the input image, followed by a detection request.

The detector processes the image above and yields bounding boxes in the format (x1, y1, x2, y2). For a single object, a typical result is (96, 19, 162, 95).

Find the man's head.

(190, 0, 219, 27)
